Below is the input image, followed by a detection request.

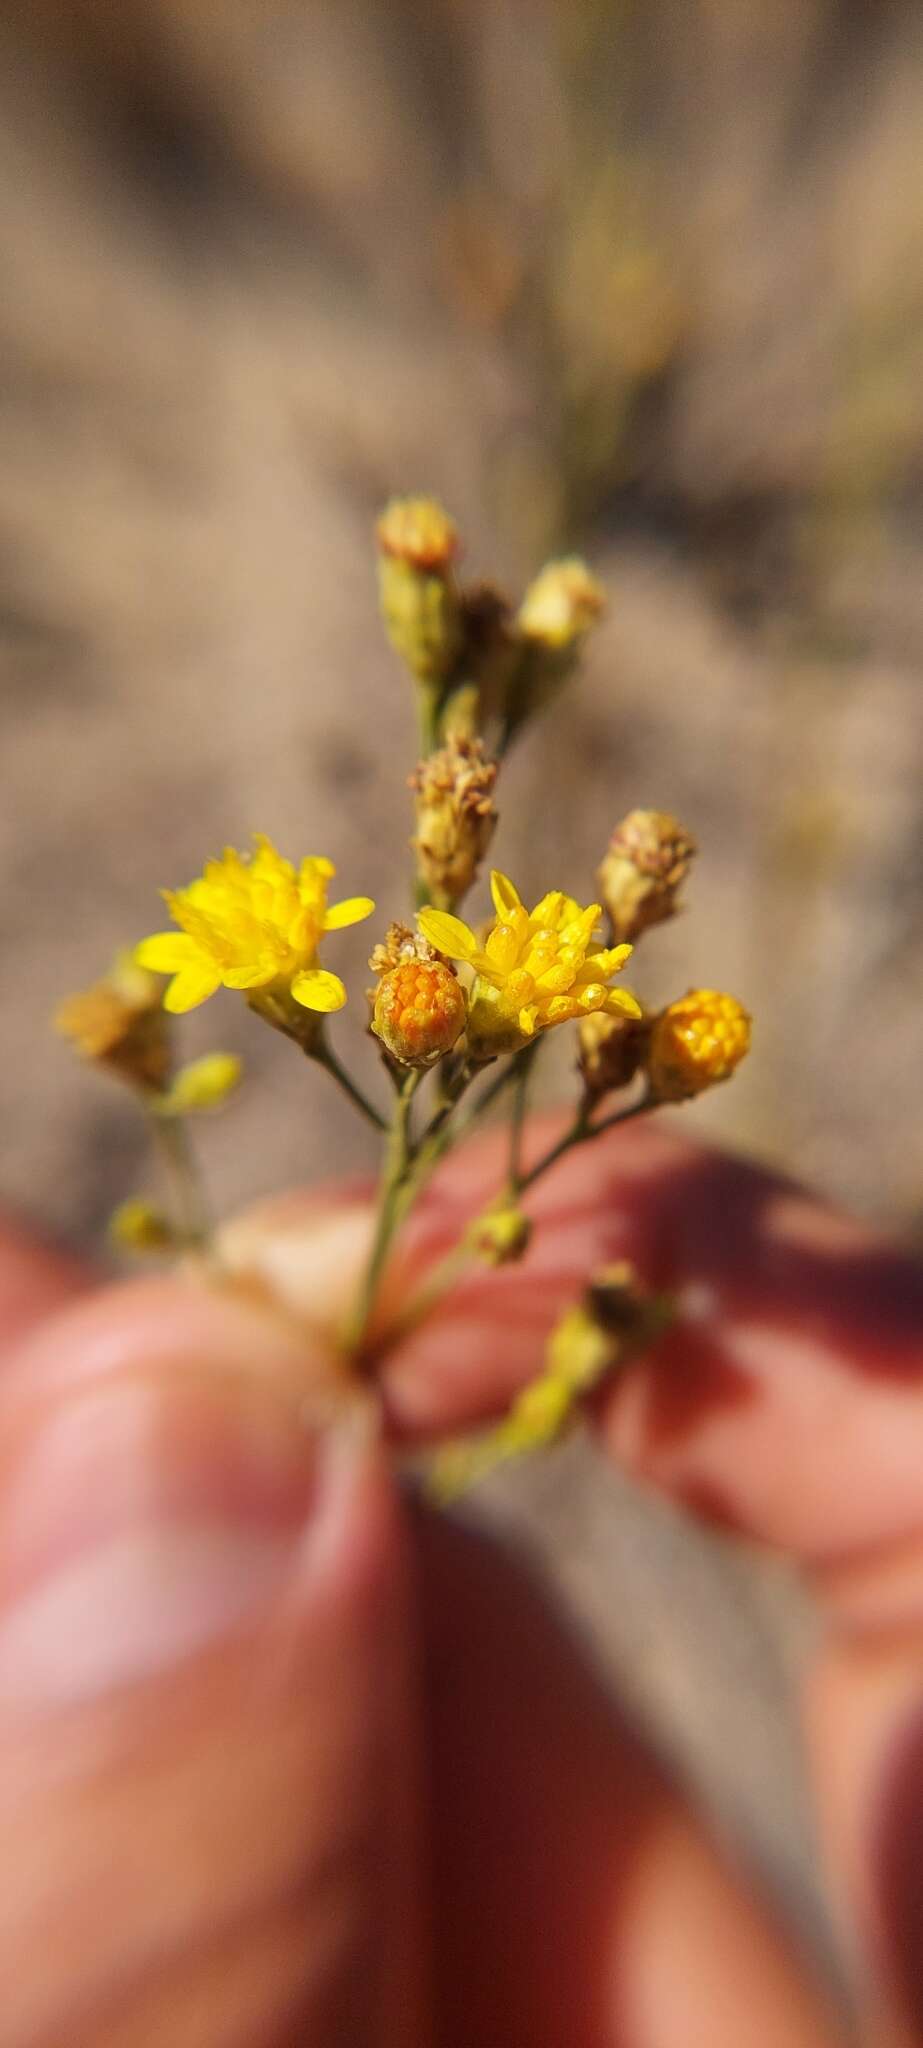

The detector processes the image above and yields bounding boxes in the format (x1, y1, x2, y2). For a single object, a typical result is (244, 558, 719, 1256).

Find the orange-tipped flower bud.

(648, 989, 751, 1101)
(376, 497, 463, 685)
(372, 956, 467, 1068)
(376, 496, 459, 571)
(598, 809, 696, 944)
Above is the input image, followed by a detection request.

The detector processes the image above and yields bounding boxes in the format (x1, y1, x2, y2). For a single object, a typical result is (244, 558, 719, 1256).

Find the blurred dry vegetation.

(2, 0, 923, 1956)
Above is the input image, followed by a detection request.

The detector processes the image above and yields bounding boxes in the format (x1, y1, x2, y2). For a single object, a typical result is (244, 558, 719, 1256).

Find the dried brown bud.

(55, 953, 169, 1091)
(410, 735, 498, 909)
(577, 1010, 647, 1100)
(597, 809, 696, 944)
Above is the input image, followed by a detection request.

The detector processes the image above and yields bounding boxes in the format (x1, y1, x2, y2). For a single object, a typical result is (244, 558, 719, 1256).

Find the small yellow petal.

(417, 908, 479, 962)
(290, 968, 347, 1012)
(607, 987, 643, 1020)
(517, 1006, 538, 1035)
(323, 896, 376, 931)
(134, 934, 197, 973)
(490, 870, 522, 918)
(163, 966, 223, 1014)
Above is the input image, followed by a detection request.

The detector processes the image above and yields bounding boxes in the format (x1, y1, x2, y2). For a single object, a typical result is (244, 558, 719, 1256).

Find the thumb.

(0, 1278, 426, 2048)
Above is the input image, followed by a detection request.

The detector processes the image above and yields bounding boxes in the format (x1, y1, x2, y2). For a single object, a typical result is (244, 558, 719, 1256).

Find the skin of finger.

(0, 1212, 92, 1363)
(416, 1506, 844, 2048)
(0, 1258, 841, 2048)
(0, 1285, 427, 2048)
(216, 1119, 923, 1568)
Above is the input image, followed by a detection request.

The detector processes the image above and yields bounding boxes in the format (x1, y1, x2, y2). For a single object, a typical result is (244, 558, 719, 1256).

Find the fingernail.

(0, 1374, 351, 1708)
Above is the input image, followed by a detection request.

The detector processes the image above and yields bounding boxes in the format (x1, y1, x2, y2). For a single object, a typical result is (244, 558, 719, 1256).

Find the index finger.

(378, 1117, 923, 1570)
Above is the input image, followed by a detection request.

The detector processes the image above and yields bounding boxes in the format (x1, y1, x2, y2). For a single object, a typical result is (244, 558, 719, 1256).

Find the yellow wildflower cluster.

(56, 493, 754, 1497)
(418, 868, 640, 1059)
(135, 836, 374, 1015)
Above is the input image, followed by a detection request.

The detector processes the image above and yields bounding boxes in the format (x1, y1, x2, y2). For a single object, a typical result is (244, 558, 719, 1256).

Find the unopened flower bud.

(466, 1199, 532, 1267)
(517, 556, 605, 650)
(55, 952, 169, 1092)
(376, 496, 463, 685)
(161, 1052, 242, 1115)
(578, 1011, 647, 1099)
(505, 556, 605, 741)
(411, 735, 498, 909)
(371, 954, 467, 1068)
(647, 989, 751, 1101)
(109, 1197, 175, 1254)
(598, 809, 696, 944)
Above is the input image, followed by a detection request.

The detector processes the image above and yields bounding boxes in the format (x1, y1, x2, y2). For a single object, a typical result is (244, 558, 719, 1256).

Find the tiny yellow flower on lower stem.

(159, 1052, 243, 1115)
(134, 836, 374, 1017)
(418, 868, 641, 1058)
(647, 988, 751, 1101)
(109, 1198, 175, 1254)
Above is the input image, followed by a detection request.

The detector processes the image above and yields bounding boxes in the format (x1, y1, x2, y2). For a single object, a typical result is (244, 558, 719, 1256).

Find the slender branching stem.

(311, 1035, 388, 1133)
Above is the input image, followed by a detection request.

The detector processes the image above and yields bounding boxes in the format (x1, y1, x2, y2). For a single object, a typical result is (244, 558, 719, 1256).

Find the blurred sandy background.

(3, 0, 923, 1985)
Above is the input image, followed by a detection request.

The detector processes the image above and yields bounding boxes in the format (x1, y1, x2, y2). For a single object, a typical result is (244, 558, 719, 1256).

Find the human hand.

(2, 1117, 921, 2045)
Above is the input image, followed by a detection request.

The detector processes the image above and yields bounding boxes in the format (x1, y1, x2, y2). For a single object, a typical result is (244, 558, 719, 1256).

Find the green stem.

(506, 1042, 539, 1195)
(311, 1036, 388, 1133)
(149, 1111, 209, 1249)
(417, 678, 442, 754)
(373, 1087, 656, 1352)
(345, 1069, 422, 1351)
(517, 1089, 654, 1193)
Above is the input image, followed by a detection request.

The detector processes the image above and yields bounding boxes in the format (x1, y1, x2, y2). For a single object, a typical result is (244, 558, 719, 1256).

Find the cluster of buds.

(369, 923, 467, 1069)
(377, 496, 606, 758)
(410, 734, 498, 909)
(597, 808, 697, 944)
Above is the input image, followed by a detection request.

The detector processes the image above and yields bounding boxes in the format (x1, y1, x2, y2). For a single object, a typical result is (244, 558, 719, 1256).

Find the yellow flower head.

(135, 836, 374, 1016)
(418, 869, 641, 1058)
(648, 989, 751, 1100)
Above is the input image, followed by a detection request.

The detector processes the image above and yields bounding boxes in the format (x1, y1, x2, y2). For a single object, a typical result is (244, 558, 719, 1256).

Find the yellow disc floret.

(135, 835, 374, 1015)
(648, 989, 751, 1100)
(418, 868, 641, 1059)
(372, 957, 467, 1067)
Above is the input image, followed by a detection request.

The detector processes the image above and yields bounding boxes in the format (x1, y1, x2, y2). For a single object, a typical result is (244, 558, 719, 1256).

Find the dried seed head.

(597, 809, 697, 944)
(371, 956, 467, 1068)
(647, 989, 751, 1101)
(410, 735, 498, 909)
(55, 953, 170, 1091)
(577, 1010, 647, 1099)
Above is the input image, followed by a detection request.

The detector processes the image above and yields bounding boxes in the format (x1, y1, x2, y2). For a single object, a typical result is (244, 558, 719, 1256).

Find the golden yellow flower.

(648, 989, 751, 1100)
(135, 836, 374, 1016)
(418, 869, 641, 1057)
